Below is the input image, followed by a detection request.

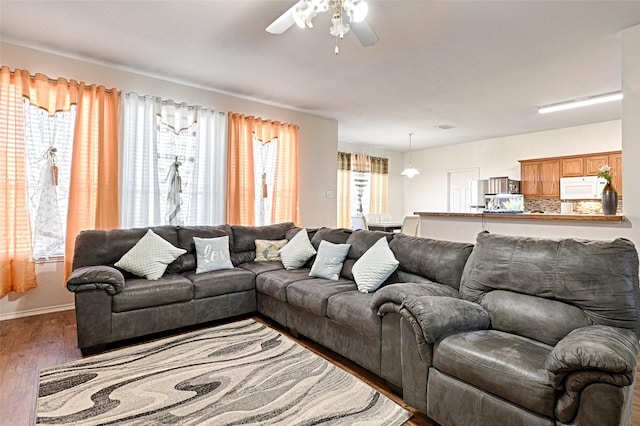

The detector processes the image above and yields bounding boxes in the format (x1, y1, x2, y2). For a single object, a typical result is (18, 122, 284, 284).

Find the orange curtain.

(227, 113, 256, 225)
(271, 121, 299, 224)
(65, 84, 120, 278)
(0, 68, 37, 296)
(226, 112, 299, 225)
(0, 67, 120, 291)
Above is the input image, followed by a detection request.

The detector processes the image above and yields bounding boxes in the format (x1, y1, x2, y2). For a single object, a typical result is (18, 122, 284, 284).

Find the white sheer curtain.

(23, 99, 76, 259)
(252, 134, 278, 226)
(120, 93, 227, 228)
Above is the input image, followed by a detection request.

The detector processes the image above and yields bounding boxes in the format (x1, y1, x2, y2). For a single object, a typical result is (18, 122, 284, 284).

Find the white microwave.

(560, 176, 607, 200)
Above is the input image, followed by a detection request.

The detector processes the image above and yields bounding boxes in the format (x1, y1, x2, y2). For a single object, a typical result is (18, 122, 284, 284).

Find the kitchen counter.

(415, 212, 624, 222)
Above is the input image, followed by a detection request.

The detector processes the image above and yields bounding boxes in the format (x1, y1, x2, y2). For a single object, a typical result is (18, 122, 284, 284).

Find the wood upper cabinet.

(584, 154, 611, 176)
(519, 159, 560, 197)
(561, 157, 584, 177)
(521, 150, 622, 199)
(609, 152, 622, 193)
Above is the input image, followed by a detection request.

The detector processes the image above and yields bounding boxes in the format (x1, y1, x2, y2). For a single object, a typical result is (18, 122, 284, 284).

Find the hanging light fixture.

(401, 133, 420, 178)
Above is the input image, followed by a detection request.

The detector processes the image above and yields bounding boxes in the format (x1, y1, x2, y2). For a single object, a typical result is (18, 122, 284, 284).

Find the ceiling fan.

(266, 0, 379, 53)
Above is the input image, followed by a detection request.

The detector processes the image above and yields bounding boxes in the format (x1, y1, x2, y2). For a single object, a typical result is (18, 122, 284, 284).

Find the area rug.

(36, 319, 411, 425)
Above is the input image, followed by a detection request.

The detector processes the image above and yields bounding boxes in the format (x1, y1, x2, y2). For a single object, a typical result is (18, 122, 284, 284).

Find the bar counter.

(414, 211, 629, 243)
(415, 212, 624, 222)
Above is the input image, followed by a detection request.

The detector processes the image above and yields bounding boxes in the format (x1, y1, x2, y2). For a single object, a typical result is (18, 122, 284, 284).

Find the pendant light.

(401, 132, 420, 178)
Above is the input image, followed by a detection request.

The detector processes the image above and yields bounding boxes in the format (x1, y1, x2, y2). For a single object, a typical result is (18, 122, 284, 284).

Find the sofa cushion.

(352, 237, 399, 293)
(239, 261, 284, 275)
(256, 269, 312, 302)
(327, 291, 380, 338)
(112, 274, 193, 312)
(389, 234, 474, 290)
(114, 229, 186, 280)
(341, 230, 395, 280)
(254, 239, 288, 261)
(231, 222, 294, 253)
(193, 236, 234, 273)
(182, 268, 255, 299)
(176, 225, 233, 272)
(310, 227, 353, 250)
(482, 290, 590, 346)
(461, 232, 640, 335)
(309, 240, 351, 280)
(72, 225, 179, 271)
(230, 222, 294, 266)
(434, 329, 556, 418)
(280, 228, 317, 270)
(286, 278, 356, 316)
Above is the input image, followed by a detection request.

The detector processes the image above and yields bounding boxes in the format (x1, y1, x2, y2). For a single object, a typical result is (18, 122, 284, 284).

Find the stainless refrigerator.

(469, 179, 489, 211)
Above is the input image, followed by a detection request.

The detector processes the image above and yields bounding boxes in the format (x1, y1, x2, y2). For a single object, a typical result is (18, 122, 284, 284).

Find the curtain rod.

(8, 69, 116, 93)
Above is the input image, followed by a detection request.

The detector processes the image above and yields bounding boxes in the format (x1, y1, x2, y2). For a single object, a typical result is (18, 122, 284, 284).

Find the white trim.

(0, 304, 74, 322)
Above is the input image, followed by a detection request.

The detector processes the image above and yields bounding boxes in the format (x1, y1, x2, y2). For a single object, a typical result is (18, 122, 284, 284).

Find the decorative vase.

(601, 182, 618, 215)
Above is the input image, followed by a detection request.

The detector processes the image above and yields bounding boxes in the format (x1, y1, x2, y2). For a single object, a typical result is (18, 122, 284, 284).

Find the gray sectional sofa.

(66, 222, 640, 425)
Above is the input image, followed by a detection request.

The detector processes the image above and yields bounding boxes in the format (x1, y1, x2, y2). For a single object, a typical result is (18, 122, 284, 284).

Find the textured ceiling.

(2, 0, 640, 151)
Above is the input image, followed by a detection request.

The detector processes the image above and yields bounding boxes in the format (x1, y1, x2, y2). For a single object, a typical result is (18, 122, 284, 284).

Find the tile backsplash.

(524, 198, 623, 215)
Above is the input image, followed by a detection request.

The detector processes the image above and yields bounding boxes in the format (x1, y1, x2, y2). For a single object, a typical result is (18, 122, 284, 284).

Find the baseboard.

(0, 304, 74, 321)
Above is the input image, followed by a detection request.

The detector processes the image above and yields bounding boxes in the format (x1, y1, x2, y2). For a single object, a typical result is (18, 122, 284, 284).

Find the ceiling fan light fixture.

(329, 16, 349, 37)
(293, 1, 319, 28)
(401, 132, 420, 178)
(347, 0, 369, 22)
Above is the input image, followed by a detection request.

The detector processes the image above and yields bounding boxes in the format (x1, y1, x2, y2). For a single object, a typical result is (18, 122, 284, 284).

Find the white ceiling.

(2, 0, 640, 151)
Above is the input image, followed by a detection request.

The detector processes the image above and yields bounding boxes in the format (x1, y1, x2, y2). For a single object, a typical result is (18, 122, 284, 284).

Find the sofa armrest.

(401, 296, 490, 344)
(66, 266, 125, 295)
(545, 325, 639, 390)
(371, 282, 458, 313)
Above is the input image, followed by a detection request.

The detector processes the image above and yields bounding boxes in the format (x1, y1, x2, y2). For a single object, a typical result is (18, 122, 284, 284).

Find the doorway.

(448, 168, 479, 212)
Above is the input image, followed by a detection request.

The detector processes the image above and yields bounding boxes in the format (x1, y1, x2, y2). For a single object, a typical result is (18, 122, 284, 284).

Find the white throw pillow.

(279, 229, 317, 270)
(352, 237, 399, 293)
(255, 239, 288, 262)
(309, 240, 351, 280)
(194, 236, 234, 273)
(115, 229, 186, 280)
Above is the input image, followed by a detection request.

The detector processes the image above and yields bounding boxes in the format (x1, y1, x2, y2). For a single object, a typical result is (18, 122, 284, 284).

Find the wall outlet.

(325, 190, 334, 199)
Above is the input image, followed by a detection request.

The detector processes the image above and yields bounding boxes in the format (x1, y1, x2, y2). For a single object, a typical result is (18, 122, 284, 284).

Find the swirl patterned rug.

(36, 319, 411, 425)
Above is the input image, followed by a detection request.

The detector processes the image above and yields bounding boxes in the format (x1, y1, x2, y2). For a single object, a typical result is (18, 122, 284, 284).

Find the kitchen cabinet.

(519, 159, 560, 198)
(609, 152, 622, 194)
(561, 157, 584, 177)
(583, 152, 622, 195)
(522, 151, 622, 199)
(584, 154, 611, 175)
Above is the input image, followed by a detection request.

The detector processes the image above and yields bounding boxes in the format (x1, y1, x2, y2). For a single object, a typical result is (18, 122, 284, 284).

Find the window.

(120, 93, 227, 228)
(23, 100, 76, 259)
(336, 152, 388, 228)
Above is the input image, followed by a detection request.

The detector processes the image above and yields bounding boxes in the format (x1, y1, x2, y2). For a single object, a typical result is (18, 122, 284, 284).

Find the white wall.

(0, 42, 339, 319)
(404, 120, 622, 214)
(337, 141, 404, 221)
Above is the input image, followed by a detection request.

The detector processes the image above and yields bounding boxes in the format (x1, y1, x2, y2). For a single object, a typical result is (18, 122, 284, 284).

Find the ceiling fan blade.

(350, 19, 379, 46)
(266, 1, 303, 34)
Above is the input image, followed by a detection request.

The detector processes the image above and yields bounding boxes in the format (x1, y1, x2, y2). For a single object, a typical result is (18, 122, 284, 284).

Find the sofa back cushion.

(482, 290, 590, 345)
(176, 225, 234, 272)
(310, 227, 352, 250)
(231, 222, 295, 265)
(341, 230, 395, 280)
(461, 232, 640, 339)
(72, 226, 179, 272)
(389, 234, 474, 290)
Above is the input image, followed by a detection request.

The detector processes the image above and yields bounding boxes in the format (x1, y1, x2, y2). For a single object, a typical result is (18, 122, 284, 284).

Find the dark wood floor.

(0, 310, 638, 426)
(0, 310, 430, 425)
